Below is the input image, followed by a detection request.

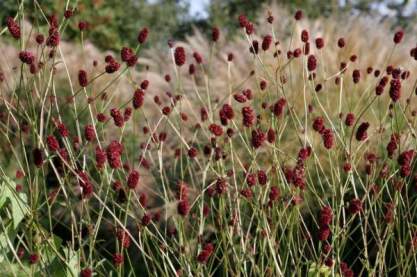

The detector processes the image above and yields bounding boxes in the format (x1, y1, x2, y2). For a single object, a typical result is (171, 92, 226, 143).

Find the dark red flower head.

(298, 147, 312, 161)
(322, 128, 334, 149)
(307, 55, 317, 71)
(121, 47, 135, 62)
(177, 200, 190, 216)
(349, 198, 363, 214)
(64, 9, 73, 19)
(340, 262, 354, 277)
(29, 253, 39, 264)
(269, 186, 280, 202)
(386, 133, 399, 158)
(133, 88, 145, 109)
(140, 80, 149, 90)
(260, 80, 267, 90)
(188, 147, 198, 158)
(238, 14, 248, 28)
(193, 52, 203, 64)
(257, 170, 268, 185)
(345, 113, 355, 127)
(216, 178, 228, 194)
(272, 98, 286, 117)
(106, 140, 123, 169)
(35, 34, 45, 44)
(318, 226, 331, 241)
(84, 124, 95, 142)
(294, 10, 303, 20)
(320, 205, 333, 226)
(389, 79, 401, 102)
(137, 27, 149, 44)
(352, 69, 360, 83)
(77, 171, 93, 199)
(113, 253, 124, 266)
(78, 21, 88, 31)
(46, 135, 59, 151)
(262, 35, 272, 51)
(197, 243, 215, 263)
(95, 146, 106, 169)
(123, 107, 132, 122)
(97, 113, 107, 122)
(393, 30, 404, 44)
(251, 129, 266, 148)
(105, 59, 121, 73)
(220, 103, 234, 125)
(245, 22, 254, 35)
(174, 47, 186, 66)
(110, 108, 124, 127)
(337, 38, 345, 48)
(209, 124, 223, 136)
(46, 30, 60, 47)
(127, 170, 140, 189)
(398, 149, 414, 166)
(80, 268, 93, 277)
(48, 14, 59, 29)
(293, 48, 301, 58)
(315, 37, 324, 49)
(6, 17, 20, 39)
(78, 70, 88, 87)
(356, 122, 370, 141)
(242, 106, 255, 127)
(267, 128, 276, 143)
(19, 51, 35, 65)
(312, 117, 325, 133)
(301, 30, 309, 42)
(33, 148, 43, 167)
(212, 27, 220, 42)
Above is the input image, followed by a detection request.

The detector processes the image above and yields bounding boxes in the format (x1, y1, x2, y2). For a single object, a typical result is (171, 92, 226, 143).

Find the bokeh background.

(1, 0, 416, 51)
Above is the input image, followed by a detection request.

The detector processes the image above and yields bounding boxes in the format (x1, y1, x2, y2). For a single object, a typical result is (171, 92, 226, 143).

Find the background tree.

(1, 0, 191, 50)
(2, 0, 416, 50)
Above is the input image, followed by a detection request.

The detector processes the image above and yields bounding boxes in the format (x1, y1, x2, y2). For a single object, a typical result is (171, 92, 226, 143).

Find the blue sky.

(187, 0, 209, 18)
(148, 0, 209, 18)
(152, 0, 417, 18)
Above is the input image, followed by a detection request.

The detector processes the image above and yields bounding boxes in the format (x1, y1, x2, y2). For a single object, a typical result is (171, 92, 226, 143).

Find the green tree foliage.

(1, 0, 190, 50)
(207, 0, 269, 34)
(2, 0, 416, 50)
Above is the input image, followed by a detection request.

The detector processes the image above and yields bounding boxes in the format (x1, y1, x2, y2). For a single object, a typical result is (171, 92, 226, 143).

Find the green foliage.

(0, 176, 29, 232)
(308, 262, 336, 277)
(1, 0, 190, 50)
(67, 0, 190, 50)
(1, 0, 416, 51)
(0, 176, 80, 276)
(207, 0, 270, 33)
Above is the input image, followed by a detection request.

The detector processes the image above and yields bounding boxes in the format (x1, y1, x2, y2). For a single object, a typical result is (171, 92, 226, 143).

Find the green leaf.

(0, 176, 29, 229)
(0, 261, 31, 277)
(308, 262, 336, 277)
(38, 237, 79, 277)
(65, 247, 79, 277)
(0, 221, 15, 263)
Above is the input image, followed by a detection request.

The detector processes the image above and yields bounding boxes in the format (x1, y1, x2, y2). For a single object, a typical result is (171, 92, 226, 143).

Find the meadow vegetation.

(1, 2, 417, 276)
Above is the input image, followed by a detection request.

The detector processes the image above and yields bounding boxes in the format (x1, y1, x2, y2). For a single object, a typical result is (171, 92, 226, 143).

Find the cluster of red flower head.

(312, 117, 335, 149)
(6, 5, 417, 275)
(197, 243, 215, 264)
(176, 181, 191, 216)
